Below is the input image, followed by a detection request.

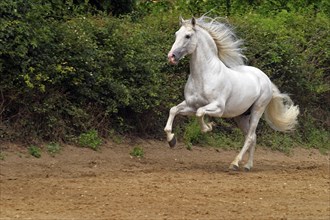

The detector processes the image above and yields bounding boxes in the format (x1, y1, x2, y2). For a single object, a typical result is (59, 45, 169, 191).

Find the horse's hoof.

(244, 166, 251, 172)
(229, 164, 239, 171)
(168, 135, 177, 148)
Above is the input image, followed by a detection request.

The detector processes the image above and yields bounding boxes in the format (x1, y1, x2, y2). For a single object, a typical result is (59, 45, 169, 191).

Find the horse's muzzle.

(168, 53, 178, 65)
(168, 49, 183, 65)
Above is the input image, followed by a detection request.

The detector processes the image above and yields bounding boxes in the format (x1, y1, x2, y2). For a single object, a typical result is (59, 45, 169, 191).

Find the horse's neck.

(190, 31, 225, 80)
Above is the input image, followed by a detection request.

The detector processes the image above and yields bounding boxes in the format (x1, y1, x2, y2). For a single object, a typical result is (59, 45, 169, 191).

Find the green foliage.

(298, 115, 330, 153)
(0, 152, 5, 160)
(305, 129, 329, 154)
(28, 146, 41, 158)
(130, 146, 144, 158)
(78, 129, 102, 150)
(257, 129, 297, 154)
(46, 142, 61, 156)
(0, 1, 177, 140)
(183, 118, 207, 146)
(233, 11, 329, 100)
(109, 129, 123, 144)
(206, 125, 244, 150)
(183, 118, 244, 150)
(0, 0, 329, 153)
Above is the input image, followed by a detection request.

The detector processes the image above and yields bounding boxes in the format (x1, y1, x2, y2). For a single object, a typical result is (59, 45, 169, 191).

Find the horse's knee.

(196, 108, 205, 117)
(169, 106, 178, 115)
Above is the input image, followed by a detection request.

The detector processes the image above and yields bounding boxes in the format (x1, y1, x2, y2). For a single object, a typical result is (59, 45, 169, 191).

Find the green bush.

(78, 129, 102, 150)
(183, 118, 208, 146)
(182, 118, 244, 150)
(0, 1, 178, 141)
(46, 142, 61, 156)
(28, 146, 41, 158)
(0, 0, 328, 152)
(130, 146, 144, 158)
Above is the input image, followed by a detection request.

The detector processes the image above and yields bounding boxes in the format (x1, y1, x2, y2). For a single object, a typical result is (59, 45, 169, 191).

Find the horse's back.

(231, 65, 269, 80)
(230, 65, 273, 92)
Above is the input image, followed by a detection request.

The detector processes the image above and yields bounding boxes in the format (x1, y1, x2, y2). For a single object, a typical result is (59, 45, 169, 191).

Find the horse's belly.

(222, 93, 258, 118)
(222, 106, 250, 118)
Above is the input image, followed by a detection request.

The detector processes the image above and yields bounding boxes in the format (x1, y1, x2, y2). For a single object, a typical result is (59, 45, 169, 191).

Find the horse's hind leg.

(164, 101, 195, 147)
(234, 115, 250, 136)
(244, 140, 256, 171)
(230, 108, 264, 171)
(234, 115, 255, 171)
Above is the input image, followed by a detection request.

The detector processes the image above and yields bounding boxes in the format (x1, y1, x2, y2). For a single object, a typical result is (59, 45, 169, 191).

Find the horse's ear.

(179, 15, 185, 26)
(191, 17, 196, 27)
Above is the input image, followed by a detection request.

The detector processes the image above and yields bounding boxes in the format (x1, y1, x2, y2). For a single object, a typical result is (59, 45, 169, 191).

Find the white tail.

(264, 84, 300, 132)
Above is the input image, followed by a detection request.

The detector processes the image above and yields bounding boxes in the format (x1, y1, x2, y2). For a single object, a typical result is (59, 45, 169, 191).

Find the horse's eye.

(185, 35, 191, 39)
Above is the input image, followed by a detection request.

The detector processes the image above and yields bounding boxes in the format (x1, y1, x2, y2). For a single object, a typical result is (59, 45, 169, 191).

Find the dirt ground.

(0, 139, 329, 220)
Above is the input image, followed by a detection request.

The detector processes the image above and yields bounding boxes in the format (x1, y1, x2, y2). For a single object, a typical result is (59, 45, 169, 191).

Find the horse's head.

(168, 17, 198, 65)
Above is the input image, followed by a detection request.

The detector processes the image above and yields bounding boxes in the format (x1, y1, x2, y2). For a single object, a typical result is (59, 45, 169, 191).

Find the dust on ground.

(0, 139, 329, 220)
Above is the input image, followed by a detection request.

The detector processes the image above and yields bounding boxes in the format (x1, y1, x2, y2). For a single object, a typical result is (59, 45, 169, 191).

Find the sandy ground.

(0, 139, 329, 220)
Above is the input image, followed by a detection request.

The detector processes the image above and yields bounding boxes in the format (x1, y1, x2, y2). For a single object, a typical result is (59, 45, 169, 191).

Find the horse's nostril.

(168, 53, 175, 59)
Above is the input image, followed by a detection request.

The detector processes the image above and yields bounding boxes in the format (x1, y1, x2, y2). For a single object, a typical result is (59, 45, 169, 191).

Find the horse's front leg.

(196, 102, 224, 132)
(198, 116, 216, 133)
(196, 102, 224, 118)
(164, 101, 195, 147)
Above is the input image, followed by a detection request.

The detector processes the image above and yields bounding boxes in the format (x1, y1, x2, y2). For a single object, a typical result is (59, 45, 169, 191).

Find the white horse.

(164, 16, 299, 171)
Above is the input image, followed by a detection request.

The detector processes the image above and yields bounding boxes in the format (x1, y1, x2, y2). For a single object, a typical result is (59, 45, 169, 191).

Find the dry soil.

(0, 139, 329, 220)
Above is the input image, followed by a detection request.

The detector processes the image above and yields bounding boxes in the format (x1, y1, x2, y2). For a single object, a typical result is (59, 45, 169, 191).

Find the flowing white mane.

(195, 16, 246, 68)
